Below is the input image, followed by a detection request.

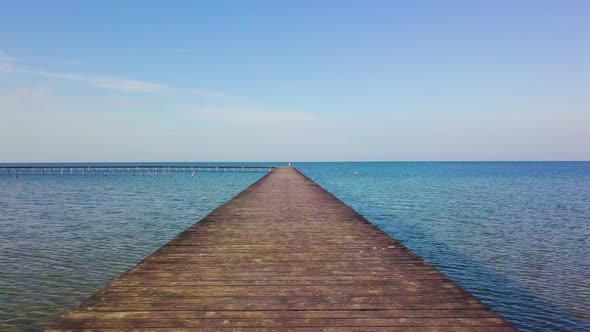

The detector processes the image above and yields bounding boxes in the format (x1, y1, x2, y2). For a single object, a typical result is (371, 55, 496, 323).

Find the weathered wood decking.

(50, 167, 514, 331)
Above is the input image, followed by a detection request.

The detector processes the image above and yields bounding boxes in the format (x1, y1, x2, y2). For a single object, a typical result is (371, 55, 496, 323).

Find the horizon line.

(1, 160, 589, 164)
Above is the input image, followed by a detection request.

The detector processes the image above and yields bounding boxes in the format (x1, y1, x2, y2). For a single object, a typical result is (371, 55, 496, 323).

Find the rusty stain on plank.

(48, 167, 514, 331)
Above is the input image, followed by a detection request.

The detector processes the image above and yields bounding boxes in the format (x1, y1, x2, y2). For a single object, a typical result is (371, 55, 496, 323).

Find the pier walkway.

(50, 167, 514, 331)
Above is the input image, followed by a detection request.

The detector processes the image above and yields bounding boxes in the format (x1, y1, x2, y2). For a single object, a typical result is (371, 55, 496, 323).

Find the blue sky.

(1, 1, 589, 161)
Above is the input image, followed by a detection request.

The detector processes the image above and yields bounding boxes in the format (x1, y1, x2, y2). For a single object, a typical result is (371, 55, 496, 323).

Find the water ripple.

(300, 162, 590, 332)
(0, 172, 263, 331)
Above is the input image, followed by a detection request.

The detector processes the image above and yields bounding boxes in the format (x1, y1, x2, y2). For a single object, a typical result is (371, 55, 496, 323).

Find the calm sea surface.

(1, 162, 589, 331)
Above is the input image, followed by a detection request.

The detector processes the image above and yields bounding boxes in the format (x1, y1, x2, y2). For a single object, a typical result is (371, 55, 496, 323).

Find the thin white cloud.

(0, 50, 18, 73)
(32, 69, 169, 93)
(1, 65, 168, 93)
(1, 51, 317, 133)
(0, 62, 17, 72)
(189, 88, 246, 101)
(0, 50, 85, 66)
(0, 50, 168, 93)
(0, 86, 60, 109)
(0, 50, 18, 63)
(187, 107, 317, 126)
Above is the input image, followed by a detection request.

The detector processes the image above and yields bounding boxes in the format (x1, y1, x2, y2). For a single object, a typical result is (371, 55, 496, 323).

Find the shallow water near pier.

(1, 162, 589, 331)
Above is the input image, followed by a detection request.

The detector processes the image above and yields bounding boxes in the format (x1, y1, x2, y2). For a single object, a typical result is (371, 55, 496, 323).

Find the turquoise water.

(1, 162, 589, 331)
(298, 162, 590, 332)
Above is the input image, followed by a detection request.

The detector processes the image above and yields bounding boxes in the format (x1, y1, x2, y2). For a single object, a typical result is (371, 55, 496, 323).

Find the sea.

(0, 162, 589, 331)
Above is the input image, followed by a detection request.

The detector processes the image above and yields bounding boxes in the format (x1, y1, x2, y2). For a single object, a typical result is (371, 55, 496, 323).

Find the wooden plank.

(94, 285, 467, 297)
(56, 310, 505, 320)
(54, 317, 510, 328)
(48, 168, 514, 331)
(49, 327, 517, 332)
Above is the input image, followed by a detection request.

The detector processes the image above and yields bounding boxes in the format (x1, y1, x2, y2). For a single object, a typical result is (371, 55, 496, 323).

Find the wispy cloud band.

(1, 50, 318, 130)
(0, 51, 168, 93)
(32, 69, 169, 93)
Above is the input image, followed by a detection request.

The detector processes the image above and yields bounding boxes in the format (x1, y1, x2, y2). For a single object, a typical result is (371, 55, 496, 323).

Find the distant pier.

(49, 167, 514, 331)
(0, 165, 273, 176)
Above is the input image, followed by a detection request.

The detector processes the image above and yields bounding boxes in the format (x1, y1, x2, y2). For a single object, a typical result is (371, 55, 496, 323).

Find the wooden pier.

(49, 167, 514, 331)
